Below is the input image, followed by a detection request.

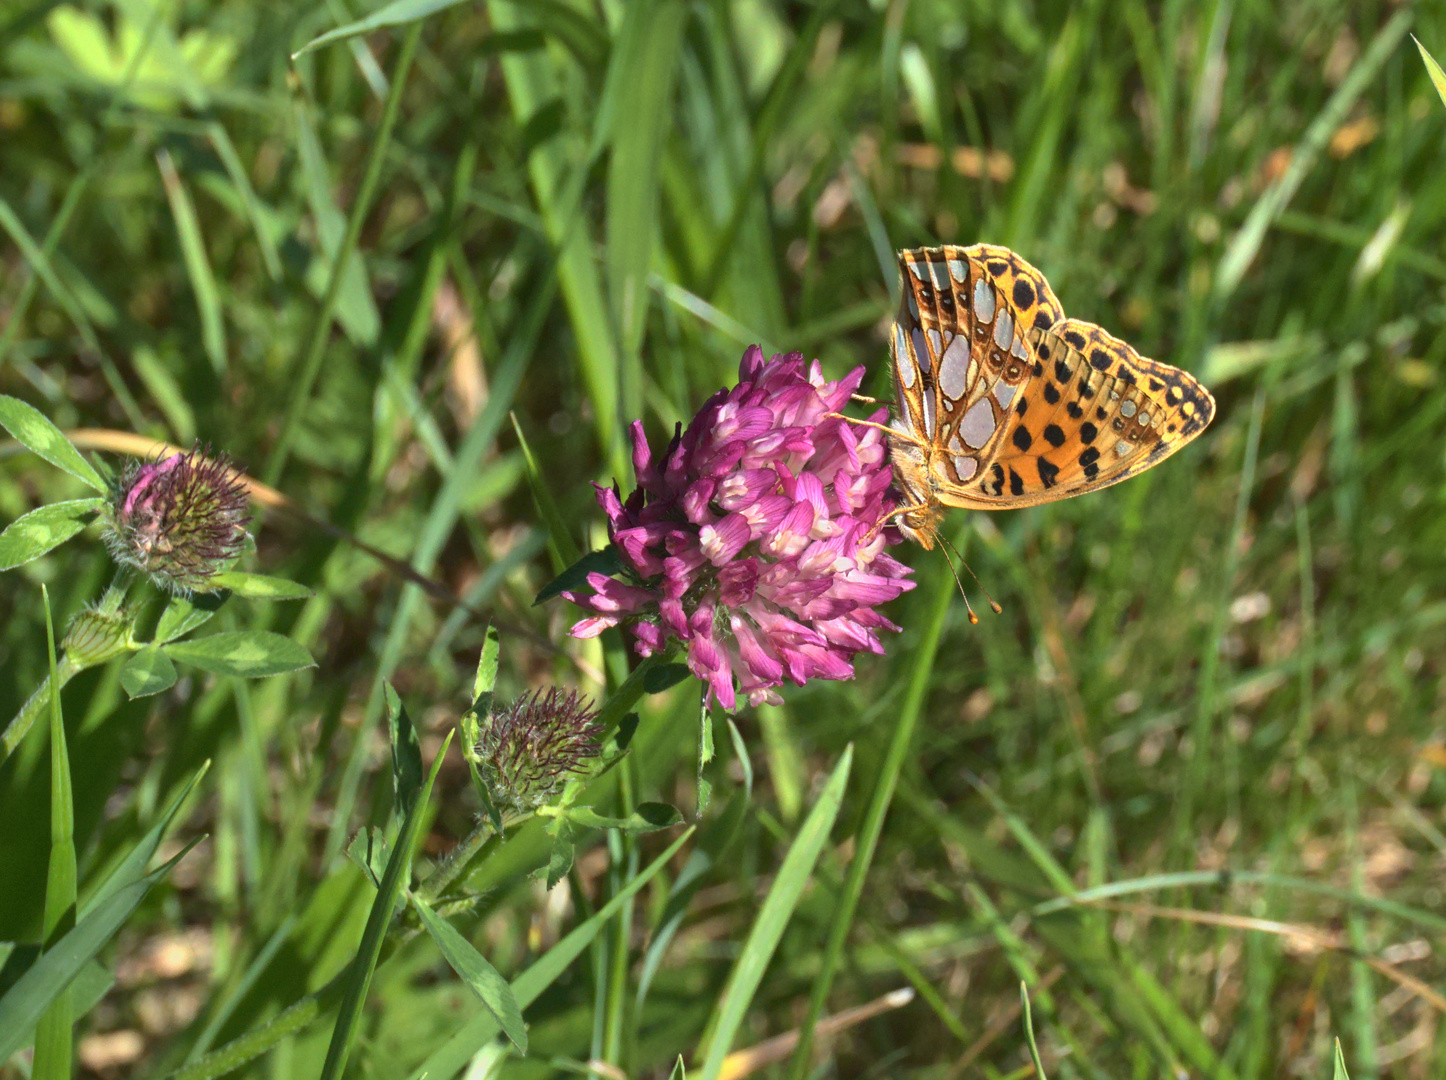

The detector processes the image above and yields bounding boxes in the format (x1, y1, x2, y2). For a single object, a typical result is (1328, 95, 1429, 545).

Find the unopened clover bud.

(103, 447, 249, 594)
(62, 605, 132, 668)
(473, 688, 602, 815)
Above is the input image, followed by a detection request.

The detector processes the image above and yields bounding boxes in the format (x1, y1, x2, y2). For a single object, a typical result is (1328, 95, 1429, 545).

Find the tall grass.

(3, 1, 1446, 1077)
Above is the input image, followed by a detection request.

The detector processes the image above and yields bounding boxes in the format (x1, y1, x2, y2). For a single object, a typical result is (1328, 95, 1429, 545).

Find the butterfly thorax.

(887, 435, 944, 549)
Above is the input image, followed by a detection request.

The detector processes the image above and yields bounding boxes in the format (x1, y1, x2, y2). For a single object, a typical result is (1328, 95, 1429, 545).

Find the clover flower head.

(563, 346, 914, 710)
(474, 688, 602, 814)
(103, 446, 249, 594)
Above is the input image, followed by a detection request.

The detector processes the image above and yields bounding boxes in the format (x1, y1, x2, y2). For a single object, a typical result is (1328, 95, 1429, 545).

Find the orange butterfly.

(881, 244, 1215, 550)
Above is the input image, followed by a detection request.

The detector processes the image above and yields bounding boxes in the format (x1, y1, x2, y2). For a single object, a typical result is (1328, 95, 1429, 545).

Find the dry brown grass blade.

(714, 987, 915, 1080)
(3, 429, 575, 665)
(61, 429, 476, 610)
(1079, 898, 1446, 1014)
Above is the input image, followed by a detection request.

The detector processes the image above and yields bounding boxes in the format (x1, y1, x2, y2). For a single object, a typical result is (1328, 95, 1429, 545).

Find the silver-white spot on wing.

(926, 328, 943, 358)
(973, 278, 995, 323)
(894, 325, 915, 389)
(948, 259, 967, 283)
(993, 382, 1016, 410)
(952, 455, 978, 480)
(1120, 399, 1137, 418)
(1011, 335, 1029, 361)
(959, 398, 995, 448)
(921, 384, 937, 436)
(908, 261, 927, 280)
(938, 335, 971, 401)
(993, 307, 1014, 351)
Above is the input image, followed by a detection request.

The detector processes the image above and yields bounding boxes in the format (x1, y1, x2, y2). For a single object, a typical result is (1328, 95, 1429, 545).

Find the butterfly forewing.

(888, 244, 1215, 522)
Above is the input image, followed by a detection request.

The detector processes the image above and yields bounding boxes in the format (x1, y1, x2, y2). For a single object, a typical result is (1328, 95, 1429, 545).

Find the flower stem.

(594, 653, 664, 737)
(417, 822, 499, 904)
(1, 569, 137, 764)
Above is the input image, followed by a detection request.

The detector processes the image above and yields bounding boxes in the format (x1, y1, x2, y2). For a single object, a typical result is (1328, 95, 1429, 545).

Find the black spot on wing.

(1080, 422, 1097, 444)
(1043, 383, 1060, 405)
(1038, 459, 1060, 489)
(1089, 348, 1111, 372)
(1008, 468, 1024, 496)
(1012, 278, 1035, 309)
(1043, 424, 1065, 448)
(1012, 427, 1032, 452)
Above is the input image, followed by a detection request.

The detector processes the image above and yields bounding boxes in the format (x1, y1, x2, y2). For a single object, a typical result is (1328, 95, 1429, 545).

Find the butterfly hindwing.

(944, 318, 1216, 509)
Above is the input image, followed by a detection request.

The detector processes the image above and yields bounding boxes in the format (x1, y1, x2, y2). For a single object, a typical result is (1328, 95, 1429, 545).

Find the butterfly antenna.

(931, 529, 981, 624)
(935, 529, 1004, 617)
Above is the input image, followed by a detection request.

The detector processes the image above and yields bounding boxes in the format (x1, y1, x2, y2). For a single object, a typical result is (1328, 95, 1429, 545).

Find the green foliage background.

(3, 0, 1446, 1076)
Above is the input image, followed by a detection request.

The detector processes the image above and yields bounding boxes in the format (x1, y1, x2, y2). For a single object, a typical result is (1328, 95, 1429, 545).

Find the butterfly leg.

(850, 393, 888, 405)
(823, 412, 927, 448)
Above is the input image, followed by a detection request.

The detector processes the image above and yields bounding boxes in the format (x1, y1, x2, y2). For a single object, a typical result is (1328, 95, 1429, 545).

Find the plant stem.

(417, 822, 498, 904)
(1, 570, 136, 763)
(785, 562, 953, 1079)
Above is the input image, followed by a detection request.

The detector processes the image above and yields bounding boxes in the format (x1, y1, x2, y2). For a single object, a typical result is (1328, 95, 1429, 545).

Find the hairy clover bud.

(473, 688, 602, 815)
(103, 447, 250, 594)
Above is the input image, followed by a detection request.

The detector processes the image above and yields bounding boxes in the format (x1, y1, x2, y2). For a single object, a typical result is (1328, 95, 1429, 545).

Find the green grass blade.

(605, 0, 687, 420)
(405, 826, 695, 1080)
(80, 760, 211, 918)
(490, 0, 626, 479)
(1413, 35, 1446, 111)
(510, 412, 580, 571)
(1020, 983, 1047, 1080)
(697, 744, 854, 1080)
(1333, 1038, 1351, 1080)
(786, 558, 952, 1079)
(0, 841, 201, 1061)
(263, 23, 420, 486)
(156, 148, 226, 375)
(317, 730, 453, 1080)
(32, 587, 76, 1080)
(293, 0, 468, 57)
(385, 681, 422, 821)
(1215, 10, 1412, 301)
